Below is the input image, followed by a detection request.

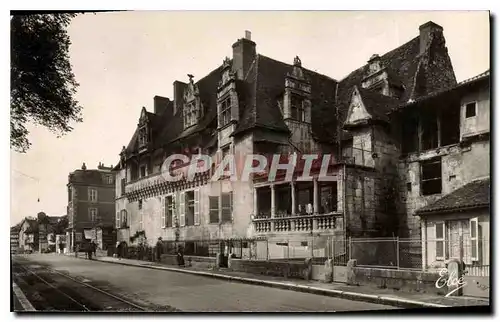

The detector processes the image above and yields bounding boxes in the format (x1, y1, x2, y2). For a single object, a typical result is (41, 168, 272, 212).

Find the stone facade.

(113, 21, 488, 259)
(67, 163, 116, 250)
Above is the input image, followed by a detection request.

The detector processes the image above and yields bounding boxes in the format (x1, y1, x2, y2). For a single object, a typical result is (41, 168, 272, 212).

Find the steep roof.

(415, 178, 490, 215)
(357, 87, 399, 122)
(233, 54, 339, 142)
(335, 29, 456, 141)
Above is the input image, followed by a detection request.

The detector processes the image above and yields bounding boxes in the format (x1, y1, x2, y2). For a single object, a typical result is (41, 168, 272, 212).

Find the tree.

(11, 13, 82, 152)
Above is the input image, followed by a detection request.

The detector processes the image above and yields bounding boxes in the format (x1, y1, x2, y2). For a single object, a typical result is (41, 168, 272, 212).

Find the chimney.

(419, 21, 443, 55)
(173, 81, 187, 115)
(153, 95, 171, 115)
(232, 30, 256, 80)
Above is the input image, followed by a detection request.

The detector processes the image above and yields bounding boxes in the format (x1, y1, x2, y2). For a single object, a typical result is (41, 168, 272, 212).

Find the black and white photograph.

(8, 8, 491, 314)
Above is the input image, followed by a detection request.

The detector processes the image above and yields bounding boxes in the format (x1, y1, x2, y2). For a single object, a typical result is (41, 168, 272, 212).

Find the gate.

(461, 236, 490, 298)
(328, 235, 348, 283)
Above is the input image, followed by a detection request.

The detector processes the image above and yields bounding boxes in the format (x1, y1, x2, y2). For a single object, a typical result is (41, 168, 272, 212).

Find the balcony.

(125, 173, 163, 195)
(253, 212, 343, 234)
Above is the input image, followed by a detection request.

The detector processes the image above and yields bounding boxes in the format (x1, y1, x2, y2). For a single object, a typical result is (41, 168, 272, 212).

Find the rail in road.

(12, 262, 149, 312)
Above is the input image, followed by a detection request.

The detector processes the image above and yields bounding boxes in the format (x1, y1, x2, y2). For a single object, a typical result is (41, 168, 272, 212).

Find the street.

(12, 254, 397, 312)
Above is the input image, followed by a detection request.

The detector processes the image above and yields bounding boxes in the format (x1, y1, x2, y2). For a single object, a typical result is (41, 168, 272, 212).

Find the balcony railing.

(125, 173, 163, 195)
(253, 212, 343, 234)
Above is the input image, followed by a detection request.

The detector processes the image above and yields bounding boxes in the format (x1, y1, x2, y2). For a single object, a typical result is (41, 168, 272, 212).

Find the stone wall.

(160, 254, 217, 269)
(229, 258, 312, 280)
(400, 140, 490, 239)
(347, 260, 444, 295)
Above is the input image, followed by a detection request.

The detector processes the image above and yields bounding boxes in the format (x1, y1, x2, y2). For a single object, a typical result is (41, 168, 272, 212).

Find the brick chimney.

(153, 95, 171, 115)
(419, 21, 444, 55)
(173, 81, 187, 115)
(232, 30, 256, 80)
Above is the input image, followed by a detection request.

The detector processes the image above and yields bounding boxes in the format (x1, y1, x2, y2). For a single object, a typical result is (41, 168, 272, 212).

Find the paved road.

(12, 254, 397, 312)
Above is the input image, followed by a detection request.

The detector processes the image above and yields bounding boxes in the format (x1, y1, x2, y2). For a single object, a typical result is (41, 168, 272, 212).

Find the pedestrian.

(177, 245, 184, 266)
(74, 244, 79, 258)
(91, 240, 97, 258)
(156, 237, 163, 262)
(58, 241, 64, 255)
(86, 241, 93, 260)
(116, 241, 122, 260)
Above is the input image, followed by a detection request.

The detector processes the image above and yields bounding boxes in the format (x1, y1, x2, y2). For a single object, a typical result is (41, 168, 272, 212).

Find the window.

(209, 196, 219, 223)
(121, 210, 128, 228)
(470, 217, 479, 261)
(421, 158, 442, 196)
(140, 165, 147, 178)
(116, 212, 120, 229)
(219, 97, 232, 127)
(184, 101, 198, 128)
(185, 191, 195, 226)
(466, 102, 476, 118)
(406, 182, 412, 192)
(105, 175, 113, 185)
(420, 114, 439, 151)
(162, 196, 174, 228)
(179, 190, 199, 227)
(138, 199, 143, 210)
(89, 208, 98, 223)
(435, 222, 445, 260)
(88, 188, 98, 202)
(319, 182, 338, 214)
(121, 178, 126, 196)
(221, 192, 233, 222)
(138, 127, 148, 147)
(290, 93, 305, 122)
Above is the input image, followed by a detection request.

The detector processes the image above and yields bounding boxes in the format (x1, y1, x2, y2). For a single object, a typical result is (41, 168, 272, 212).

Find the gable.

(345, 87, 371, 125)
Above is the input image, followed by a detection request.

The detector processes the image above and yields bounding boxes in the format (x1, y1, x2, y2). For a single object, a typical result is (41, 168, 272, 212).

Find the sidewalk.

(68, 253, 490, 309)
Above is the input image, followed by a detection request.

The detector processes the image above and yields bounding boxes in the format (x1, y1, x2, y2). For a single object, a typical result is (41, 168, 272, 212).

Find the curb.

(90, 257, 447, 309)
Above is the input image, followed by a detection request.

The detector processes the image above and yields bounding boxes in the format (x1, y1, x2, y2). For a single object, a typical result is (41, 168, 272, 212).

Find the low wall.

(160, 254, 216, 269)
(229, 258, 312, 280)
(347, 260, 444, 295)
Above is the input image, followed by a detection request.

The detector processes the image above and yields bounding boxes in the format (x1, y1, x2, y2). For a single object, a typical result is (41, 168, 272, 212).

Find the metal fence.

(350, 236, 490, 274)
(252, 233, 348, 265)
(349, 237, 422, 270)
(121, 237, 268, 261)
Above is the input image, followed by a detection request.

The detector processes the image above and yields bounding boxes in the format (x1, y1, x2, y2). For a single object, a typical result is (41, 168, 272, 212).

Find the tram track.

(13, 262, 149, 312)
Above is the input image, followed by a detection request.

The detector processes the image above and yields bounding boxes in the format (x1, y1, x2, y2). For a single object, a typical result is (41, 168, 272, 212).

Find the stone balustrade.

(253, 212, 342, 234)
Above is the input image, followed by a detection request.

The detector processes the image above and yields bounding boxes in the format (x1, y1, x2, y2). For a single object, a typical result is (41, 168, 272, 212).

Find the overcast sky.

(10, 11, 489, 224)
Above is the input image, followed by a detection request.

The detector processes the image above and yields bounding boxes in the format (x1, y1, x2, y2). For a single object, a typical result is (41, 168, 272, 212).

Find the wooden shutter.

(435, 222, 445, 260)
(116, 212, 120, 229)
(194, 189, 200, 225)
(161, 197, 166, 228)
(470, 217, 479, 262)
(179, 191, 186, 227)
(230, 191, 234, 221)
(172, 193, 178, 227)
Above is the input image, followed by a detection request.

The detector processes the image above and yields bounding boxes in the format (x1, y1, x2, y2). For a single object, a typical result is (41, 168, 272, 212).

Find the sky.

(9, 11, 490, 225)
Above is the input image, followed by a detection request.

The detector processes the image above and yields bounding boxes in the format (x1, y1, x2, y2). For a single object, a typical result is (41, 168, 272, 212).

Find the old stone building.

(66, 162, 116, 252)
(113, 22, 489, 261)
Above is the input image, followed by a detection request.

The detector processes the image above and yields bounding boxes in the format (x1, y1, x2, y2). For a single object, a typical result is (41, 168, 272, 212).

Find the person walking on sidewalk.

(115, 241, 122, 260)
(155, 237, 163, 262)
(91, 240, 97, 258)
(177, 245, 185, 267)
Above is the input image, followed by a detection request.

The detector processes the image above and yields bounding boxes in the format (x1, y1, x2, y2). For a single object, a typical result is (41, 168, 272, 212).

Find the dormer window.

(368, 54, 382, 75)
(138, 126, 148, 147)
(184, 101, 198, 128)
(219, 96, 232, 127)
(290, 93, 305, 122)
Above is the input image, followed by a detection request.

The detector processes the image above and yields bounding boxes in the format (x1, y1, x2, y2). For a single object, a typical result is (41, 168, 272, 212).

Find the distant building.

(18, 217, 38, 253)
(10, 225, 20, 254)
(66, 162, 116, 252)
(38, 212, 67, 252)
